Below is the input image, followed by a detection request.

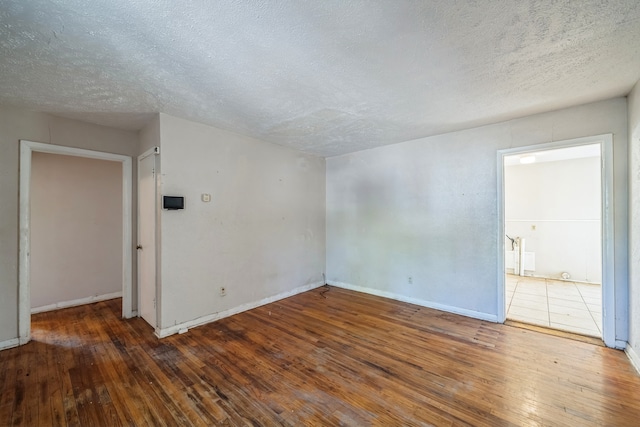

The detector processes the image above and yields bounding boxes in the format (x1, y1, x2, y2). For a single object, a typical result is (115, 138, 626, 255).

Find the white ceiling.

(1, 1, 639, 157)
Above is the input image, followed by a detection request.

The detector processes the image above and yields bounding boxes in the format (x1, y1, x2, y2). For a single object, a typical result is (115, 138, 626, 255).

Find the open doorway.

(497, 134, 616, 347)
(30, 152, 124, 313)
(18, 140, 132, 345)
(503, 144, 602, 338)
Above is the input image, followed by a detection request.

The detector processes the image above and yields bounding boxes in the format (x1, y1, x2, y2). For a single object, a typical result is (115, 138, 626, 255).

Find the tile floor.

(506, 274, 602, 337)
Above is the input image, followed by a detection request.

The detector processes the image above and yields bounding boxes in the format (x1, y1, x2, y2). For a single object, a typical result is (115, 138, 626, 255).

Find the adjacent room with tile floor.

(506, 274, 602, 337)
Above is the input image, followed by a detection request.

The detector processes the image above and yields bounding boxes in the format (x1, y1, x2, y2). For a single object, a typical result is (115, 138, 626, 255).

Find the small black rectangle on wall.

(163, 196, 184, 210)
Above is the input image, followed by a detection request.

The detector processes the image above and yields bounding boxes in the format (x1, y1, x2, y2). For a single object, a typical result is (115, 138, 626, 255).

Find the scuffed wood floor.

(1, 287, 640, 426)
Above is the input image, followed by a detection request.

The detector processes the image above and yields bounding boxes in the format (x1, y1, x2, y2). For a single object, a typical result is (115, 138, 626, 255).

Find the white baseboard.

(0, 338, 20, 351)
(155, 281, 325, 338)
(625, 344, 640, 375)
(31, 291, 123, 314)
(328, 281, 498, 323)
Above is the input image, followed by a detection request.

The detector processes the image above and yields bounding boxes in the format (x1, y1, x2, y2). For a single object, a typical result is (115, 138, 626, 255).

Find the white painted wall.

(628, 80, 640, 369)
(0, 107, 138, 346)
(155, 114, 325, 334)
(505, 157, 601, 282)
(327, 98, 628, 340)
(30, 152, 122, 310)
(139, 115, 160, 155)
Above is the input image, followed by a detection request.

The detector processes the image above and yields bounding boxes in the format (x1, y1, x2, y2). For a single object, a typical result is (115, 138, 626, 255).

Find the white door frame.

(496, 134, 616, 347)
(19, 140, 133, 344)
(137, 146, 160, 330)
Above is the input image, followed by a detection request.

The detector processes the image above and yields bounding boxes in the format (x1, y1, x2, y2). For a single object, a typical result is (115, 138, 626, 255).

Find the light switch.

(201, 193, 211, 202)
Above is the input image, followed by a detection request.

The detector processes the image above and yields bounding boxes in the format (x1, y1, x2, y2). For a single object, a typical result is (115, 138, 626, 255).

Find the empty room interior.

(2, 1, 640, 425)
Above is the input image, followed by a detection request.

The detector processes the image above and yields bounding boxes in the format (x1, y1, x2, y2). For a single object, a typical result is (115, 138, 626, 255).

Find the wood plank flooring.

(2, 286, 640, 426)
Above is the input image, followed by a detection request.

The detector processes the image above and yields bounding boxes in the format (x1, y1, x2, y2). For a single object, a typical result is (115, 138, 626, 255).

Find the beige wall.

(0, 107, 138, 345)
(30, 152, 123, 309)
(156, 113, 326, 334)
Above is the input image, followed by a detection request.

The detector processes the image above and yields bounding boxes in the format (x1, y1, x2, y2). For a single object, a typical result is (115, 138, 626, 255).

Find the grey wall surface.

(628, 81, 640, 361)
(156, 114, 326, 331)
(327, 98, 628, 339)
(139, 115, 160, 155)
(0, 107, 138, 345)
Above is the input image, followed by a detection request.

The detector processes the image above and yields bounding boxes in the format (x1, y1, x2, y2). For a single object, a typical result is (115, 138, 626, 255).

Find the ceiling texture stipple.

(1, 1, 639, 157)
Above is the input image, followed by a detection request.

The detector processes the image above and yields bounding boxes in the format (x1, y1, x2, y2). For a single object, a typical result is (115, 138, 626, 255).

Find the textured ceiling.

(1, 1, 640, 157)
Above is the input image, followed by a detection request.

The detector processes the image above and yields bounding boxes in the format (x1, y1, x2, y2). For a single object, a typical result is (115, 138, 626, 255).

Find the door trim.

(496, 134, 615, 347)
(19, 140, 133, 345)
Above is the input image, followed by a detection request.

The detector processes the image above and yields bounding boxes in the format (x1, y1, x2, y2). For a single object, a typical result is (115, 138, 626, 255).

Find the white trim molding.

(155, 281, 325, 338)
(31, 292, 123, 314)
(625, 345, 640, 375)
(18, 140, 134, 347)
(328, 281, 498, 323)
(615, 340, 628, 350)
(0, 338, 21, 351)
(139, 145, 160, 160)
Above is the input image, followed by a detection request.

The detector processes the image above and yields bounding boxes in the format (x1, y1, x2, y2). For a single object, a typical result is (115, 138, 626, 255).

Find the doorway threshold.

(504, 320, 604, 347)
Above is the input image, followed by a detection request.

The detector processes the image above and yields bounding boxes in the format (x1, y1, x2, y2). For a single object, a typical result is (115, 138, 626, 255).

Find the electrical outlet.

(220, 287, 226, 296)
(408, 276, 413, 284)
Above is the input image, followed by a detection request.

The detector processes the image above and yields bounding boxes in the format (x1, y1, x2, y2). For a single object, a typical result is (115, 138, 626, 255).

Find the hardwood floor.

(2, 287, 640, 426)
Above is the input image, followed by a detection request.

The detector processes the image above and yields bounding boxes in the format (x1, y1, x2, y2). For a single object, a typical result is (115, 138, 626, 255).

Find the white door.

(138, 150, 157, 328)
